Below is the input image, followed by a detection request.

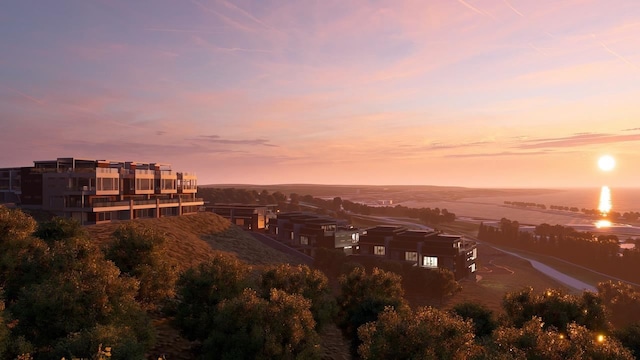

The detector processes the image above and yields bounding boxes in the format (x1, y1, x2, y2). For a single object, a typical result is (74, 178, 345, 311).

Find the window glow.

(405, 251, 418, 262)
(423, 256, 438, 268)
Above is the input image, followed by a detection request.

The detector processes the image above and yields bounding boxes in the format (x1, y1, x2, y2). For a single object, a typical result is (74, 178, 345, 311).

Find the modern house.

(271, 212, 360, 255)
(358, 225, 477, 279)
(208, 204, 275, 231)
(0, 167, 21, 205)
(1, 157, 203, 224)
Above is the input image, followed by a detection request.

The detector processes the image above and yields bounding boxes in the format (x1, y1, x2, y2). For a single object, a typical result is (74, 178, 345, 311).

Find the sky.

(1, 0, 639, 188)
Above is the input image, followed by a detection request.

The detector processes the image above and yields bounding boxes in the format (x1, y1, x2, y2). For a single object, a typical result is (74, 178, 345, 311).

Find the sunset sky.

(1, 0, 639, 188)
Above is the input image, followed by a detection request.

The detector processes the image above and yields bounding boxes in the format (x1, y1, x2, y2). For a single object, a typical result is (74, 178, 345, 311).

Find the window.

(469, 263, 476, 272)
(374, 245, 385, 256)
(468, 248, 477, 261)
(423, 256, 438, 268)
(300, 236, 309, 245)
(405, 251, 418, 262)
(290, 231, 294, 240)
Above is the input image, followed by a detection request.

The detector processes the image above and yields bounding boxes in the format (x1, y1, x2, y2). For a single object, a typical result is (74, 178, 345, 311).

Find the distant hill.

(85, 212, 302, 271)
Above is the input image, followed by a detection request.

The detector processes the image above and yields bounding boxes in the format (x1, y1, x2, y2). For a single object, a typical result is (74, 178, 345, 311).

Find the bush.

(105, 223, 178, 308)
(260, 264, 336, 329)
(202, 288, 320, 360)
(174, 253, 251, 341)
(337, 267, 408, 350)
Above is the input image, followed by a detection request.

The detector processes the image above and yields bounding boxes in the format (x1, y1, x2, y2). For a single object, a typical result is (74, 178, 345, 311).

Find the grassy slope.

(85, 213, 349, 359)
(85, 212, 300, 271)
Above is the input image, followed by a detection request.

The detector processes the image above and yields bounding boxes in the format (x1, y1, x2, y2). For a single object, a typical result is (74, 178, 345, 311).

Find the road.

(497, 248, 596, 292)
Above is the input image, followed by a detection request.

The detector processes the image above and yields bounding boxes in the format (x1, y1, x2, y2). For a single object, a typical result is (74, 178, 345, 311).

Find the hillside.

(85, 212, 302, 270)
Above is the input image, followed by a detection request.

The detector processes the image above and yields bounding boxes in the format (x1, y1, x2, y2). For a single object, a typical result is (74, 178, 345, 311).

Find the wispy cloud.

(191, 135, 278, 147)
(144, 27, 220, 34)
(516, 132, 640, 149)
(446, 151, 551, 158)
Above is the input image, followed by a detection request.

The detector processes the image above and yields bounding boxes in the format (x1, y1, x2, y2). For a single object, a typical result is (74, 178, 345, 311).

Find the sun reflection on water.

(599, 186, 612, 216)
(595, 220, 612, 228)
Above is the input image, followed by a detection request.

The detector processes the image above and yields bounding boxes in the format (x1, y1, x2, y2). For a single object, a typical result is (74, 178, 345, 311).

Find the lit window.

(423, 256, 438, 268)
(469, 248, 477, 260)
(290, 232, 294, 240)
(469, 263, 476, 272)
(374, 246, 385, 256)
(300, 236, 309, 245)
(405, 251, 418, 262)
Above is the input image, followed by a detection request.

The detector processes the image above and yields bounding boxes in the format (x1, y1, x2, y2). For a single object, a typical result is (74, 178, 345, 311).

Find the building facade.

(271, 212, 360, 255)
(358, 225, 477, 279)
(1, 157, 203, 224)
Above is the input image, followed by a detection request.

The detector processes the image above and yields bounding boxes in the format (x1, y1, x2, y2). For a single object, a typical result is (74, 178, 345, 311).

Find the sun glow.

(598, 155, 616, 172)
(595, 220, 612, 228)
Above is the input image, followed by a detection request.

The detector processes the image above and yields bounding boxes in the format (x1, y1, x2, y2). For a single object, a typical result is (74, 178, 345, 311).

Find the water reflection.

(599, 186, 612, 216)
(597, 186, 612, 228)
(595, 219, 612, 228)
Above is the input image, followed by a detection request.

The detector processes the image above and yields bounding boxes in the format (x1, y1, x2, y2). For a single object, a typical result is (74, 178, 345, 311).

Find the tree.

(260, 264, 336, 329)
(175, 253, 251, 341)
(201, 288, 320, 360)
(337, 267, 408, 345)
(0, 206, 36, 243)
(451, 302, 497, 338)
(502, 287, 608, 333)
(0, 296, 8, 359)
(597, 281, 640, 328)
(614, 322, 640, 359)
(358, 306, 480, 360)
(34, 217, 85, 245)
(9, 236, 154, 359)
(105, 223, 178, 308)
(332, 197, 343, 211)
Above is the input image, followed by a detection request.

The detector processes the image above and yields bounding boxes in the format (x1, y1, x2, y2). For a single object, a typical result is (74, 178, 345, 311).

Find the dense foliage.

(0, 210, 153, 359)
(260, 264, 336, 329)
(105, 223, 179, 308)
(202, 288, 320, 360)
(337, 266, 409, 351)
(358, 306, 480, 360)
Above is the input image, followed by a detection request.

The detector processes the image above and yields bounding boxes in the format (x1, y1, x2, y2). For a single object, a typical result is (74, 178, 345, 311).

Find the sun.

(598, 155, 616, 172)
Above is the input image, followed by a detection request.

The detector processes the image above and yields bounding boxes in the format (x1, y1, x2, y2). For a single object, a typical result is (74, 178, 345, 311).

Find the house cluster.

(209, 204, 477, 280)
(358, 225, 477, 280)
(0, 157, 203, 224)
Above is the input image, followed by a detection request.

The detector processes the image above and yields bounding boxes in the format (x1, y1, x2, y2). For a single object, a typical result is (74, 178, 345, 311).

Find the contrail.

(503, 0, 524, 17)
(599, 41, 639, 70)
(3, 86, 43, 105)
(457, 0, 495, 19)
(457, 0, 485, 16)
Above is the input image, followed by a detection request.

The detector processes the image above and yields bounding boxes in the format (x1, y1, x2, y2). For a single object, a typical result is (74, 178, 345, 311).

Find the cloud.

(516, 132, 640, 149)
(191, 135, 278, 147)
(622, 128, 640, 132)
(446, 151, 551, 158)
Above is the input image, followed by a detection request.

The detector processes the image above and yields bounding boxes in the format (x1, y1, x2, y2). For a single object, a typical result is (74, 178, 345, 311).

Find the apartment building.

(358, 225, 477, 279)
(2, 157, 203, 224)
